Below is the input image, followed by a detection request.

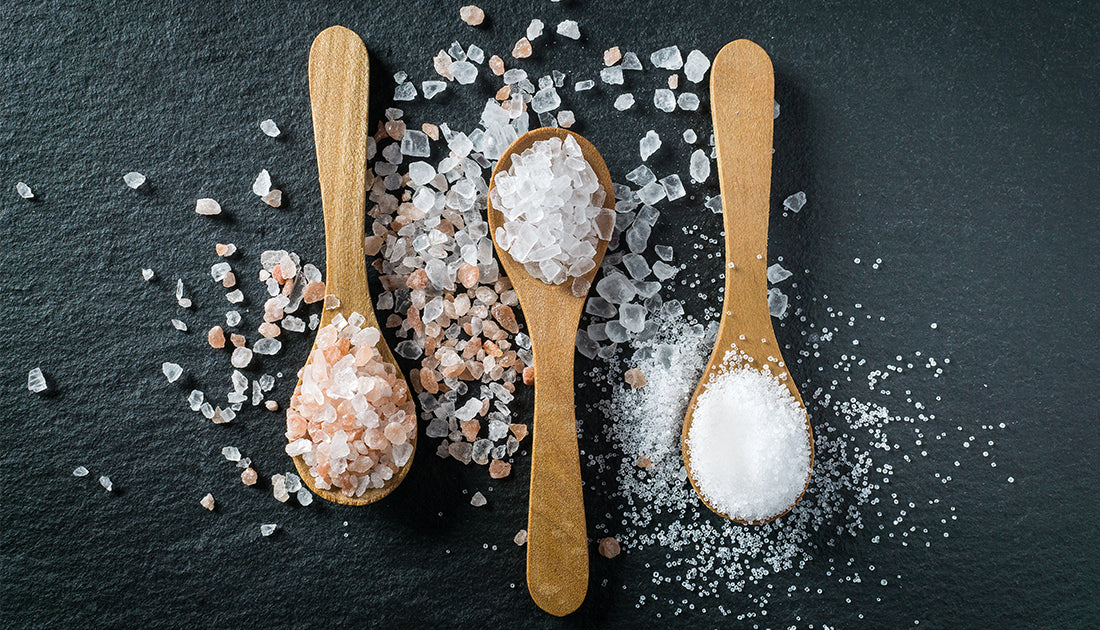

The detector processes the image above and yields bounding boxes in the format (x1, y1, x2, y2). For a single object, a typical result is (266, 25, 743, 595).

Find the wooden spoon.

(286, 25, 415, 506)
(681, 40, 814, 524)
(487, 128, 614, 616)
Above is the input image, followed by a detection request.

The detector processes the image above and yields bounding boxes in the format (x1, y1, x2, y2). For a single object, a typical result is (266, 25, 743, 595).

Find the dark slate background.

(2, 1, 1098, 628)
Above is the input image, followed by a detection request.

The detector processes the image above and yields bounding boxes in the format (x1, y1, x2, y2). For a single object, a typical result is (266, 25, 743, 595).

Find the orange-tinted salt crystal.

(479, 398, 491, 416)
(490, 303, 519, 334)
(364, 235, 384, 256)
(459, 4, 485, 26)
(457, 262, 480, 288)
(281, 277, 295, 296)
(215, 243, 232, 256)
(636, 456, 653, 468)
(523, 365, 535, 385)
(510, 423, 528, 441)
(265, 400, 279, 412)
(222, 272, 237, 288)
(230, 333, 246, 348)
(488, 55, 505, 76)
(262, 190, 282, 207)
(495, 85, 511, 101)
(502, 381, 515, 393)
(241, 467, 258, 485)
(668, 74, 679, 89)
(419, 366, 440, 394)
(302, 281, 326, 304)
(603, 46, 622, 66)
(422, 123, 440, 140)
(460, 419, 480, 442)
(385, 120, 406, 141)
(208, 326, 226, 348)
(483, 340, 502, 357)
(598, 537, 621, 559)
(489, 459, 511, 479)
(406, 268, 429, 290)
(512, 37, 532, 59)
(406, 305, 423, 335)
(272, 265, 286, 284)
(433, 50, 454, 79)
(259, 322, 281, 338)
(624, 367, 647, 389)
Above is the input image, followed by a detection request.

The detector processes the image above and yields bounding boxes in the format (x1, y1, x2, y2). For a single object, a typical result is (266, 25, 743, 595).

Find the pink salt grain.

(488, 55, 505, 76)
(459, 5, 484, 26)
(241, 468, 258, 485)
(598, 537, 621, 559)
(457, 263, 480, 289)
(489, 459, 511, 479)
(510, 423, 528, 441)
(200, 493, 215, 511)
(208, 326, 226, 349)
(302, 281, 326, 304)
(604, 46, 622, 66)
(460, 419, 480, 442)
(230, 333, 246, 348)
(512, 37, 532, 59)
(262, 189, 282, 207)
(265, 400, 279, 412)
(624, 367, 647, 389)
(287, 315, 416, 497)
(258, 322, 281, 338)
(523, 366, 535, 385)
(490, 303, 519, 334)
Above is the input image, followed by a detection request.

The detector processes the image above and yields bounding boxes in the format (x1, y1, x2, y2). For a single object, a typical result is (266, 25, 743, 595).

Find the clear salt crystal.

(297, 489, 313, 506)
(652, 260, 678, 281)
(222, 446, 241, 462)
(171, 318, 187, 332)
(639, 130, 661, 161)
(574, 79, 595, 92)
(253, 338, 281, 355)
(556, 20, 580, 39)
(226, 289, 244, 303)
(514, 529, 528, 545)
(226, 310, 241, 327)
(774, 100, 781, 119)
(684, 49, 711, 82)
(689, 149, 711, 183)
(408, 161, 436, 186)
(401, 130, 431, 158)
(705, 195, 723, 214)
(767, 263, 793, 284)
(393, 442, 414, 467)
(488, 419, 509, 441)
(123, 172, 146, 189)
(596, 273, 637, 304)
(613, 94, 635, 110)
(637, 181, 666, 205)
(251, 170, 272, 197)
(451, 60, 478, 84)
(27, 367, 47, 393)
(470, 491, 487, 507)
(527, 18, 544, 40)
(188, 390, 204, 411)
(650, 46, 683, 70)
(284, 473, 302, 493)
(467, 44, 485, 64)
(600, 66, 624, 85)
(677, 92, 700, 111)
(557, 110, 575, 128)
(161, 362, 182, 383)
(621, 51, 643, 70)
(619, 303, 646, 333)
(625, 221, 651, 253)
(260, 119, 281, 137)
(99, 475, 113, 492)
(626, 165, 656, 186)
(15, 182, 33, 199)
(422, 80, 447, 99)
(472, 439, 492, 464)
(73, 466, 89, 477)
(571, 276, 591, 298)
(531, 87, 561, 113)
(231, 347, 253, 368)
(622, 253, 650, 280)
(394, 82, 417, 101)
(653, 89, 676, 112)
(683, 128, 697, 143)
(395, 340, 422, 359)
(784, 191, 807, 213)
(142, 268, 154, 281)
(195, 198, 221, 215)
(768, 288, 789, 318)
(655, 244, 674, 261)
(260, 523, 277, 537)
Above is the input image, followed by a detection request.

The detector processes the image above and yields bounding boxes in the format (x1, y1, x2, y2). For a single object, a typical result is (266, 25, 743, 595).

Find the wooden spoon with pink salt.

(283, 26, 417, 506)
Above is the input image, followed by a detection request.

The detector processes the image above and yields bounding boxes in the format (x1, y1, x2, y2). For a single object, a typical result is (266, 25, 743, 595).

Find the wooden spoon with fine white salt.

(487, 128, 615, 616)
(288, 25, 416, 506)
(681, 40, 814, 524)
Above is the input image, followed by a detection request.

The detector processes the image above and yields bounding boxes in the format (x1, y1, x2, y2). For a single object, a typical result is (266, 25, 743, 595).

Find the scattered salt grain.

(195, 198, 221, 215)
(531, 86, 561, 113)
(689, 149, 710, 183)
(470, 491, 487, 506)
(99, 475, 113, 492)
(226, 289, 244, 304)
(653, 89, 676, 112)
(422, 80, 447, 100)
(260, 119, 281, 137)
(574, 79, 594, 92)
(784, 191, 807, 213)
(252, 169, 272, 197)
(221, 446, 241, 462)
(650, 46, 683, 70)
(600, 66, 624, 85)
(260, 523, 277, 537)
(598, 537, 621, 558)
(683, 128, 697, 144)
(621, 51, 643, 70)
(142, 268, 154, 281)
(200, 493, 215, 510)
(123, 172, 146, 189)
(526, 19, 544, 40)
(767, 263, 793, 284)
(639, 130, 661, 161)
(161, 362, 183, 383)
(253, 337, 282, 355)
(231, 346, 253, 368)
(401, 130, 431, 157)
(677, 92, 700, 111)
(624, 367, 647, 389)
(556, 20, 580, 39)
(451, 60, 478, 84)
(614, 94, 635, 111)
(171, 319, 187, 332)
(514, 529, 528, 546)
(459, 5, 484, 26)
(659, 174, 685, 201)
(768, 288, 789, 318)
(27, 367, 47, 393)
(512, 37, 532, 59)
(15, 182, 34, 199)
(297, 488, 314, 506)
(683, 49, 711, 83)
(73, 466, 89, 477)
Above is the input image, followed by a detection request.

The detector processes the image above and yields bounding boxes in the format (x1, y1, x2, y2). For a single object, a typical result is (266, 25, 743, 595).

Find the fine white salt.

(686, 354, 811, 522)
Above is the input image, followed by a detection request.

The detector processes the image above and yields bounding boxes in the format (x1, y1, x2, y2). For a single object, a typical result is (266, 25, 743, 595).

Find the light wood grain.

(288, 25, 415, 506)
(487, 128, 614, 616)
(681, 40, 814, 524)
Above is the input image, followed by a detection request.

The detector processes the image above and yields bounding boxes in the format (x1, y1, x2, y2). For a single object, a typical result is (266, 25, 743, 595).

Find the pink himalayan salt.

(241, 468, 258, 485)
(489, 459, 511, 479)
(208, 326, 226, 348)
(598, 537, 621, 559)
(604, 46, 622, 66)
(624, 367, 647, 389)
(460, 419, 480, 442)
(523, 365, 535, 385)
(512, 37, 532, 59)
(303, 281, 326, 304)
(222, 272, 236, 288)
(490, 303, 519, 334)
(200, 493, 215, 510)
(286, 315, 416, 498)
(433, 50, 454, 80)
(457, 262, 479, 289)
(488, 55, 505, 76)
(668, 74, 679, 89)
(421, 123, 440, 141)
(262, 189, 282, 207)
(230, 333, 246, 347)
(509, 423, 528, 441)
(265, 400, 279, 412)
(495, 85, 512, 101)
(636, 456, 653, 468)
(459, 5, 484, 26)
(258, 322, 281, 338)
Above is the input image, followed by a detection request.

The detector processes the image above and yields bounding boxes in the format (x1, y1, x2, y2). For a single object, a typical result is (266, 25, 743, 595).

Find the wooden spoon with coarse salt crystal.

(487, 128, 615, 616)
(288, 25, 415, 505)
(681, 40, 814, 524)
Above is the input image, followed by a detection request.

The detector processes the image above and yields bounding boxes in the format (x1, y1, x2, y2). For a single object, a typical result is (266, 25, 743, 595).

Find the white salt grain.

(526, 19, 544, 40)
(613, 94, 635, 111)
(260, 523, 277, 536)
(653, 89, 676, 112)
(556, 20, 580, 39)
(394, 82, 417, 100)
(650, 46, 683, 70)
(768, 288, 789, 318)
(123, 172, 146, 189)
(784, 191, 807, 213)
(231, 347, 253, 368)
(141, 268, 154, 281)
(73, 466, 89, 477)
(600, 66, 624, 85)
(16, 182, 34, 199)
(171, 319, 187, 332)
(689, 149, 710, 183)
(221, 446, 241, 462)
(683, 49, 710, 83)
(686, 358, 811, 522)
(27, 367, 47, 393)
(252, 169, 272, 196)
(195, 198, 222, 215)
(253, 337, 281, 355)
(260, 119, 281, 137)
(574, 79, 595, 92)
(470, 491, 487, 506)
(99, 475, 113, 492)
(767, 263, 793, 284)
(422, 80, 447, 99)
(451, 60, 478, 84)
(677, 92, 700, 111)
(639, 130, 661, 161)
(162, 362, 183, 383)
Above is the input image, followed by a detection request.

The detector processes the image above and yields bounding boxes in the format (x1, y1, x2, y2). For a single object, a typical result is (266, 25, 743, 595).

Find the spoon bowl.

(681, 40, 813, 524)
(487, 128, 614, 616)
(287, 25, 415, 506)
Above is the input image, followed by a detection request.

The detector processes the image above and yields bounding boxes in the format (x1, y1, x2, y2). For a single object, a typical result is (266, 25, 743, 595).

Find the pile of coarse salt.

(286, 313, 416, 497)
(686, 350, 811, 523)
(490, 135, 613, 288)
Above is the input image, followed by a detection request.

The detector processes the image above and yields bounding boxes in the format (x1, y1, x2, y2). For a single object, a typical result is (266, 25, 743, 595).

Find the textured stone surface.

(0, 1, 1098, 628)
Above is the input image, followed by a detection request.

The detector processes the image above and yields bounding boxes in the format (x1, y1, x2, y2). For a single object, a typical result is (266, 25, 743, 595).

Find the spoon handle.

(526, 312, 588, 616)
(710, 40, 779, 370)
(308, 25, 374, 327)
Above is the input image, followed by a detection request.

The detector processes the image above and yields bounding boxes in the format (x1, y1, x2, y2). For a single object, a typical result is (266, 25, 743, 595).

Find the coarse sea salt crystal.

(621, 51, 643, 70)
(142, 268, 154, 281)
(689, 149, 710, 183)
(556, 20, 580, 39)
(527, 18, 544, 40)
(171, 319, 187, 332)
(253, 337, 281, 355)
(422, 80, 447, 99)
(222, 446, 241, 461)
(470, 491, 487, 506)
(639, 130, 661, 161)
(614, 94, 635, 110)
(684, 49, 710, 83)
(686, 359, 811, 522)
(784, 191, 807, 213)
(531, 87, 561, 113)
(162, 362, 182, 383)
(73, 466, 89, 477)
(16, 182, 34, 199)
(653, 89, 676, 112)
(99, 475, 113, 491)
(600, 66, 624, 85)
(394, 82, 417, 101)
(200, 493, 215, 510)
(195, 198, 221, 215)
(27, 367, 47, 393)
(650, 46, 683, 70)
(260, 119, 281, 137)
(660, 174, 685, 201)
(767, 263, 793, 284)
(123, 172, 146, 189)
(252, 170, 272, 196)
(677, 92, 700, 111)
(768, 288, 789, 318)
(683, 128, 697, 144)
(231, 347, 252, 368)
(401, 130, 431, 158)
(451, 60, 478, 84)
(575, 79, 595, 91)
(260, 523, 277, 536)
